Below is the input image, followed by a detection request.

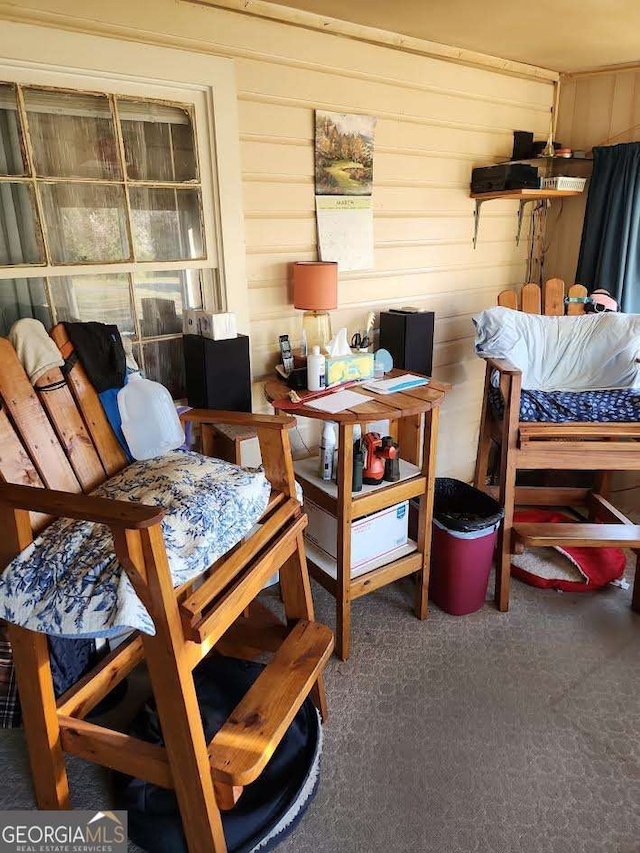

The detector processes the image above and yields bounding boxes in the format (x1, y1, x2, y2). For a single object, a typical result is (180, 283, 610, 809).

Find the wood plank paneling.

(232, 23, 550, 469)
(547, 67, 640, 286)
(236, 60, 550, 134)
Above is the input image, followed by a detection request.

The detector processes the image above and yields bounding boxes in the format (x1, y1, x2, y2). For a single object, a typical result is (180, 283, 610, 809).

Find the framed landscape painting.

(315, 111, 376, 196)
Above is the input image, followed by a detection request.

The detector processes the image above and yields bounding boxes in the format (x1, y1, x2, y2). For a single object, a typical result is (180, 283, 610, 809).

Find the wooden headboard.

(497, 279, 588, 316)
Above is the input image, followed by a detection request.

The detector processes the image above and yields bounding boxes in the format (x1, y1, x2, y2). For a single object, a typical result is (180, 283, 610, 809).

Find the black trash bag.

(113, 654, 321, 853)
(434, 478, 504, 533)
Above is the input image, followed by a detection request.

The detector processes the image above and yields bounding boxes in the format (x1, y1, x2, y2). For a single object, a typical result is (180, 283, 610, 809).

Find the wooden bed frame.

(0, 325, 333, 853)
(474, 279, 640, 613)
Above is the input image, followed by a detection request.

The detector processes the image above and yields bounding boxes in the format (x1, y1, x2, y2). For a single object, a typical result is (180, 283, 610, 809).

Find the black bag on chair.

(114, 654, 322, 853)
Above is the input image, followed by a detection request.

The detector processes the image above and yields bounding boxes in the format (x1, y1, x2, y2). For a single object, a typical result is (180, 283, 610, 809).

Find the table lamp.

(292, 261, 338, 351)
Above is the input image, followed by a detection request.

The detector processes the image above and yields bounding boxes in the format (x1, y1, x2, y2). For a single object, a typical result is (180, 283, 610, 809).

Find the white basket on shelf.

(541, 176, 587, 192)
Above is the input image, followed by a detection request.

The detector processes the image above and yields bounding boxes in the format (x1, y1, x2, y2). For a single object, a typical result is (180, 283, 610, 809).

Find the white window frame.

(0, 19, 249, 332)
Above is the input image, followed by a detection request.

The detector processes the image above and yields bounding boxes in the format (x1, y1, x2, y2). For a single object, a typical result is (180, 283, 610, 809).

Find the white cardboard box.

(199, 311, 237, 341)
(182, 309, 237, 340)
(304, 498, 409, 576)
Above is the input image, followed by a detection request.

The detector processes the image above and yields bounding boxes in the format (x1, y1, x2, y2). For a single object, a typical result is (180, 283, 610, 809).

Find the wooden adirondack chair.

(0, 325, 333, 853)
(474, 278, 640, 613)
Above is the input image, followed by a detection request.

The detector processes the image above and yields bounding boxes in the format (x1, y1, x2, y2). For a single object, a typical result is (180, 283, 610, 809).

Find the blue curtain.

(576, 142, 640, 312)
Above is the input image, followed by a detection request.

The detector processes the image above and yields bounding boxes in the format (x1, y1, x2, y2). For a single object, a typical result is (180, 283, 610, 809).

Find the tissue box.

(199, 311, 237, 341)
(326, 352, 374, 386)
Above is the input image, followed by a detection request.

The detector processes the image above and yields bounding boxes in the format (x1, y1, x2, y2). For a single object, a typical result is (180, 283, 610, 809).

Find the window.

(0, 81, 220, 398)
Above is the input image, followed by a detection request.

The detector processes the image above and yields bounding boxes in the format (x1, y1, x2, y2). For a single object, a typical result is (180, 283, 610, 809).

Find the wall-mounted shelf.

(470, 188, 584, 201)
(506, 156, 593, 161)
(471, 188, 585, 248)
(500, 156, 593, 167)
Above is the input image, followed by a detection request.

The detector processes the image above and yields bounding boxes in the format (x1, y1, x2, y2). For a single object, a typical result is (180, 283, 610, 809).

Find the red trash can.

(428, 478, 504, 615)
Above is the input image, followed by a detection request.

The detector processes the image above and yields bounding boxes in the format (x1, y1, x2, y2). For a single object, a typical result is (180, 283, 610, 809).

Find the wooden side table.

(264, 371, 451, 660)
(202, 422, 258, 465)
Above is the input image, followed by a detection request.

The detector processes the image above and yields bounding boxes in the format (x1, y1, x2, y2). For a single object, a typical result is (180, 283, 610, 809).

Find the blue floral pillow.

(0, 451, 271, 638)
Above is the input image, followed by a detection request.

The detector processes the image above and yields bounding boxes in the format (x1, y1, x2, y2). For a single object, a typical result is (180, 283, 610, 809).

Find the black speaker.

(379, 310, 435, 377)
(511, 130, 534, 161)
(183, 334, 252, 412)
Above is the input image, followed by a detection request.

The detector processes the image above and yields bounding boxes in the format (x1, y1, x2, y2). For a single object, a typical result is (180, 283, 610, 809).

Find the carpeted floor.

(1, 567, 639, 853)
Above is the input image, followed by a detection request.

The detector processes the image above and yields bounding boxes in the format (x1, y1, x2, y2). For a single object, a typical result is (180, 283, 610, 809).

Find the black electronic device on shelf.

(511, 130, 535, 161)
(471, 163, 540, 194)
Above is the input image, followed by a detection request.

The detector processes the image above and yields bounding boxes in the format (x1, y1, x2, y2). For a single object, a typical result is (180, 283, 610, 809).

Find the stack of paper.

(361, 375, 429, 395)
(305, 389, 372, 414)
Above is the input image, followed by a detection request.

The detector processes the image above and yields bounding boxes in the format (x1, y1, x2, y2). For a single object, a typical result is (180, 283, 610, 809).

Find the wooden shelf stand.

(265, 371, 451, 660)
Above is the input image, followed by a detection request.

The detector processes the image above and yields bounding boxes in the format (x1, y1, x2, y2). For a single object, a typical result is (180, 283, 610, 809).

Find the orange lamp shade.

(292, 262, 338, 311)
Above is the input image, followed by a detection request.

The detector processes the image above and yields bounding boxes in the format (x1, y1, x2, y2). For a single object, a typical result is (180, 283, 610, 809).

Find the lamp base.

(302, 310, 332, 351)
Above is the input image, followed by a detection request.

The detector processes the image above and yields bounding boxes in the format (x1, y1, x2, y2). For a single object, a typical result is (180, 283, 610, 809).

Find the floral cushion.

(0, 450, 271, 638)
(489, 385, 640, 423)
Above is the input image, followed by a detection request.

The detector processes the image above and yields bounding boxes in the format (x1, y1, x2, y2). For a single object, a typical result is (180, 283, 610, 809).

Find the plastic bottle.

(352, 424, 363, 492)
(118, 373, 185, 460)
(353, 448, 364, 492)
(318, 421, 336, 481)
(332, 424, 340, 483)
(307, 345, 326, 392)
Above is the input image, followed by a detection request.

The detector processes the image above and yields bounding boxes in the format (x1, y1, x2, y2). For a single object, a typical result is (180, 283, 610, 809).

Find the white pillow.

(473, 306, 640, 391)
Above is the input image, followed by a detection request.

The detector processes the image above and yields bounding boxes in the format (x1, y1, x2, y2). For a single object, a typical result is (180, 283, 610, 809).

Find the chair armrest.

(0, 482, 165, 529)
(482, 357, 522, 376)
(180, 409, 296, 431)
(181, 409, 298, 498)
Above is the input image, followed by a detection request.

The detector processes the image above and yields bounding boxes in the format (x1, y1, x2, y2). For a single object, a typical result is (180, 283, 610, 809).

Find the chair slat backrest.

(497, 280, 588, 316)
(497, 290, 518, 310)
(0, 407, 48, 533)
(543, 277, 565, 315)
(50, 324, 128, 477)
(521, 282, 541, 314)
(566, 284, 588, 315)
(35, 367, 106, 492)
(0, 331, 129, 536)
(0, 339, 80, 494)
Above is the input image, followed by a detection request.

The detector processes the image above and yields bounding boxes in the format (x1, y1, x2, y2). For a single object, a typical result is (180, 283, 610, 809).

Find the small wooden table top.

(263, 369, 451, 424)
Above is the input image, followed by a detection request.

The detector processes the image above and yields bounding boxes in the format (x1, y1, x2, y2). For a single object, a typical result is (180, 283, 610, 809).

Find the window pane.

(24, 88, 121, 180)
(0, 84, 27, 175)
(49, 273, 134, 334)
(118, 99, 197, 182)
(134, 270, 201, 338)
(130, 187, 204, 261)
(0, 277, 49, 335)
(40, 183, 130, 264)
(139, 338, 186, 399)
(0, 182, 45, 265)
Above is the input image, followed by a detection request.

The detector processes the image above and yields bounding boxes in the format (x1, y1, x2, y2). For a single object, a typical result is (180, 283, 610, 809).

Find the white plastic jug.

(117, 373, 185, 460)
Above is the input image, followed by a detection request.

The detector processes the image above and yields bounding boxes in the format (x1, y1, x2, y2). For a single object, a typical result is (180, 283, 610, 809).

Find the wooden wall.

(546, 68, 640, 286)
(0, 0, 556, 479)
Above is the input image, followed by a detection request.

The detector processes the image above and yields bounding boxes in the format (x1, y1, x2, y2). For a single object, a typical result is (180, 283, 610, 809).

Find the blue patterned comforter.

(0, 451, 271, 638)
(489, 386, 640, 423)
